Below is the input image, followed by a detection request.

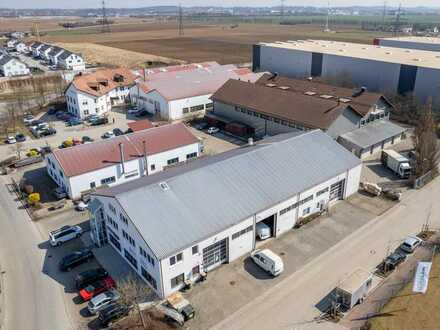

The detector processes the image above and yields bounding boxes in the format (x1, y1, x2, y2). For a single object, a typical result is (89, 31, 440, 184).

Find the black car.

(15, 133, 26, 142)
(75, 268, 109, 290)
(113, 128, 124, 136)
(82, 136, 94, 143)
(383, 250, 406, 271)
(59, 249, 94, 272)
(99, 303, 130, 327)
(90, 117, 109, 126)
(38, 127, 57, 137)
(135, 110, 149, 117)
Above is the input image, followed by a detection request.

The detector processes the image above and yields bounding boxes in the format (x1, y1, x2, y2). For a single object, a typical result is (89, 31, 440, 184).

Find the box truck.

(381, 150, 411, 179)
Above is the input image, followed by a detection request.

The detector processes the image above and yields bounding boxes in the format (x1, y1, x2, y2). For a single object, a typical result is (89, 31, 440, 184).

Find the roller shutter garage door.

(329, 179, 345, 201)
(202, 238, 228, 271)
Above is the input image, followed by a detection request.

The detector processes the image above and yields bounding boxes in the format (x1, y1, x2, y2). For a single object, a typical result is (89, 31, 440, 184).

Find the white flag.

(413, 262, 432, 294)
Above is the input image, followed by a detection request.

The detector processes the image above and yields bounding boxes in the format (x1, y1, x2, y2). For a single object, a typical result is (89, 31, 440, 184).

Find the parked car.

(52, 187, 67, 200)
(127, 107, 138, 115)
(79, 277, 116, 301)
(15, 133, 26, 142)
(47, 107, 57, 115)
(135, 110, 149, 117)
(256, 222, 271, 240)
(38, 127, 57, 137)
(49, 225, 82, 246)
(384, 250, 407, 271)
(76, 201, 88, 211)
(59, 249, 94, 272)
(23, 114, 34, 125)
(102, 131, 115, 139)
(194, 122, 208, 130)
(75, 268, 109, 290)
(207, 127, 220, 134)
(250, 249, 284, 276)
(66, 118, 82, 126)
(6, 136, 16, 144)
(90, 117, 109, 126)
(400, 236, 423, 253)
(82, 136, 94, 144)
(88, 289, 120, 315)
(98, 303, 131, 327)
(113, 128, 124, 136)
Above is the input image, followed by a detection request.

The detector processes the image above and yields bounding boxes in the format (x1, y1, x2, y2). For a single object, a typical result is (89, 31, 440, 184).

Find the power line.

(324, 0, 330, 32)
(280, 0, 285, 20)
(382, 1, 387, 28)
(393, 3, 402, 37)
(101, 0, 111, 33)
(178, 4, 184, 36)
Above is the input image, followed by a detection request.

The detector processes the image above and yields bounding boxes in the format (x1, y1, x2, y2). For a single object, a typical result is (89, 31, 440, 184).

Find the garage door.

(329, 179, 345, 201)
(203, 238, 228, 271)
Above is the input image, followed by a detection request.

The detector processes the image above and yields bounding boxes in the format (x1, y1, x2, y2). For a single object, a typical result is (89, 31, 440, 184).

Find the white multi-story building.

(57, 51, 85, 71)
(65, 68, 136, 119)
(0, 54, 30, 77)
(89, 130, 362, 298)
(45, 123, 202, 200)
(253, 39, 440, 105)
(130, 62, 262, 121)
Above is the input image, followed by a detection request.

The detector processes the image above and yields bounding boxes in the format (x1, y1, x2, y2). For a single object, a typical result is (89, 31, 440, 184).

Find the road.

(0, 175, 72, 330)
(214, 177, 440, 330)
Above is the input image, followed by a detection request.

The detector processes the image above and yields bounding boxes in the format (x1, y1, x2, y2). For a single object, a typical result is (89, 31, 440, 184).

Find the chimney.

(248, 137, 254, 146)
(119, 143, 125, 174)
(143, 140, 148, 175)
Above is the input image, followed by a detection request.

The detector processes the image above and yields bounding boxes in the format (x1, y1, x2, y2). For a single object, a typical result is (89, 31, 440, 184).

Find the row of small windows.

(232, 225, 253, 240)
(107, 215, 118, 230)
(316, 187, 329, 197)
(139, 246, 155, 267)
(169, 252, 183, 266)
(279, 195, 314, 215)
(234, 106, 310, 131)
(101, 176, 116, 185)
(141, 266, 157, 290)
(182, 103, 213, 114)
(124, 249, 138, 270)
(122, 230, 135, 247)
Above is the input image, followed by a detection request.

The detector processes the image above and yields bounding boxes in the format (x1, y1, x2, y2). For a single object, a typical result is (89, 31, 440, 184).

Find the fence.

(414, 170, 436, 189)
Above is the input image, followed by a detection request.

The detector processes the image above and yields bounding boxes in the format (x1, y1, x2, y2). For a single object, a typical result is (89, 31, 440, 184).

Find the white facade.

(66, 84, 132, 119)
(0, 57, 30, 77)
(59, 53, 85, 71)
(90, 161, 362, 298)
(45, 141, 201, 200)
(130, 86, 214, 121)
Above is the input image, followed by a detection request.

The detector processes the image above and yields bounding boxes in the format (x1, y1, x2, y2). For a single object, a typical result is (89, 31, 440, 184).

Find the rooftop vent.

(413, 58, 420, 62)
(278, 86, 290, 90)
(159, 182, 170, 191)
(339, 98, 351, 103)
(266, 83, 277, 87)
(320, 94, 333, 99)
(304, 91, 317, 96)
(385, 51, 392, 55)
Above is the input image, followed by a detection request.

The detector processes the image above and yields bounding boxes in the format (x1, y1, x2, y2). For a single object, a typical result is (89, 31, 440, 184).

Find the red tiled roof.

(127, 119, 154, 132)
(52, 123, 199, 177)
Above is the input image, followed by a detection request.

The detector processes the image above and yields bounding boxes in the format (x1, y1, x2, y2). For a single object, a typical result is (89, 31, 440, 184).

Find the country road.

(0, 175, 72, 330)
(214, 177, 440, 330)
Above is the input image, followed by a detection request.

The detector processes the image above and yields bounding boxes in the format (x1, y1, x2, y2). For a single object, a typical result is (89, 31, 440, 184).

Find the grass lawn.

(370, 255, 440, 330)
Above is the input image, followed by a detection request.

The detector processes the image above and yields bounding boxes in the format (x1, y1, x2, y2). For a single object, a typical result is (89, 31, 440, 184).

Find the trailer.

(335, 269, 373, 310)
(11, 156, 43, 168)
(381, 150, 411, 179)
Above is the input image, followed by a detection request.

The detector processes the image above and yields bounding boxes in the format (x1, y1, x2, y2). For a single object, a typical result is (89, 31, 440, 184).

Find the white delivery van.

(250, 249, 284, 276)
(256, 222, 271, 240)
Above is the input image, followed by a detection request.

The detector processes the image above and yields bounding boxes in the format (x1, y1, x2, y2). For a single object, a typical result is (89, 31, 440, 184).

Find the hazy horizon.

(2, 1, 440, 10)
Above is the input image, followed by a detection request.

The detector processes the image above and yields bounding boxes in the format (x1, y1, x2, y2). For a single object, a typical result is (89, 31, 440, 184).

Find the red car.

(79, 276, 116, 301)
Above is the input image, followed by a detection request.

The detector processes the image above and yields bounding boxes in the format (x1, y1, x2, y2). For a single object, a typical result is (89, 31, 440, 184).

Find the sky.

(2, 0, 440, 9)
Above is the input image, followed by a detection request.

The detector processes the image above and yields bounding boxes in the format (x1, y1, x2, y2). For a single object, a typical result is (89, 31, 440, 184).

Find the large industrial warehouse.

(375, 36, 440, 52)
(89, 130, 362, 298)
(252, 39, 440, 105)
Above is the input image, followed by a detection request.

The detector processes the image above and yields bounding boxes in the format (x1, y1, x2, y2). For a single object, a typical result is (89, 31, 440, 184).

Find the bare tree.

(117, 275, 151, 328)
(412, 99, 440, 177)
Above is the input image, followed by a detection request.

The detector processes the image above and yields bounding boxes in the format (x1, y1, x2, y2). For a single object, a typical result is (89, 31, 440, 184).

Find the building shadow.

(22, 166, 57, 203)
(364, 163, 399, 181)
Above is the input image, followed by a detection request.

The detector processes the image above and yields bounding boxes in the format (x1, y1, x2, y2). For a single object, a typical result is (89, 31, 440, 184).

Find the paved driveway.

(184, 193, 396, 330)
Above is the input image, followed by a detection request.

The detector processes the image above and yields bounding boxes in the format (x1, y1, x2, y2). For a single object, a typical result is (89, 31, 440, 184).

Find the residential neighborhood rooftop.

(259, 40, 440, 69)
(95, 130, 361, 259)
(52, 123, 199, 177)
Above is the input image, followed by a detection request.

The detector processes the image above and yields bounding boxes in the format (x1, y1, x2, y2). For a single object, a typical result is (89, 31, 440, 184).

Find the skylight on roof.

(320, 94, 333, 99)
(339, 98, 351, 103)
(266, 83, 277, 87)
(278, 86, 290, 90)
(159, 182, 170, 191)
(304, 91, 317, 96)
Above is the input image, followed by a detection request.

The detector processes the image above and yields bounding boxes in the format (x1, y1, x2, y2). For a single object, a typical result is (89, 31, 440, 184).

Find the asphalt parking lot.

(184, 193, 397, 330)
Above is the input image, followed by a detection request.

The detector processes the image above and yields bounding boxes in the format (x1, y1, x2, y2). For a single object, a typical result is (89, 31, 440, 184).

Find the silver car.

(88, 289, 120, 315)
(49, 225, 82, 247)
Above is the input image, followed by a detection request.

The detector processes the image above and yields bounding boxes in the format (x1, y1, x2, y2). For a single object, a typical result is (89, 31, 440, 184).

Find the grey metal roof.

(339, 120, 406, 149)
(39, 44, 52, 52)
(59, 50, 74, 60)
(48, 47, 64, 57)
(95, 130, 361, 260)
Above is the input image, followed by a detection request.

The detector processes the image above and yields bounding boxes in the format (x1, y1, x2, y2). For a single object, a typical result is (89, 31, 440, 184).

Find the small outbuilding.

(335, 268, 373, 309)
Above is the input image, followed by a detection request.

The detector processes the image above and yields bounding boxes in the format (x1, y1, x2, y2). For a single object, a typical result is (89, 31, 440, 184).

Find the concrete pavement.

(0, 175, 72, 330)
(213, 177, 440, 330)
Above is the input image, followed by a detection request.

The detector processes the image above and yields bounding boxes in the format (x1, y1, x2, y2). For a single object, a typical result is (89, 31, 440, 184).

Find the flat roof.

(339, 120, 406, 149)
(338, 269, 372, 294)
(94, 130, 361, 259)
(379, 36, 440, 44)
(259, 39, 440, 69)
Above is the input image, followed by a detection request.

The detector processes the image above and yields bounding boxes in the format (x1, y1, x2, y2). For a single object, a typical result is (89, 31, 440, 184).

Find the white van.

(250, 249, 284, 276)
(256, 222, 271, 240)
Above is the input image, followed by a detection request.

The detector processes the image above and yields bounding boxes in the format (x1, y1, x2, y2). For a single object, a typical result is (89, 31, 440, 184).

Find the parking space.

(183, 193, 396, 330)
(187, 126, 245, 155)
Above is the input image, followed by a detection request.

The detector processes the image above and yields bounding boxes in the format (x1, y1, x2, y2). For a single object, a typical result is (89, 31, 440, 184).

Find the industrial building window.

(171, 273, 184, 288)
(205, 103, 213, 110)
(108, 203, 116, 214)
(274, 118, 280, 124)
(108, 233, 121, 251)
(232, 225, 253, 240)
(183, 107, 189, 114)
(120, 213, 129, 225)
(150, 164, 155, 171)
(101, 176, 116, 185)
(90, 182, 96, 189)
(299, 195, 313, 205)
(169, 252, 183, 266)
(107, 215, 118, 230)
(234, 106, 240, 112)
(279, 202, 299, 216)
(124, 249, 138, 270)
(190, 104, 204, 112)
(192, 245, 199, 255)
(316, 187, 329, 197)
(122, 230, 135, 247)
(167, 157, 179, 165)
(186, 152, 197, 160)
(302, 208, 311, 216)
(141, 267, 157, 289)
(176, 252, 183, 262)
